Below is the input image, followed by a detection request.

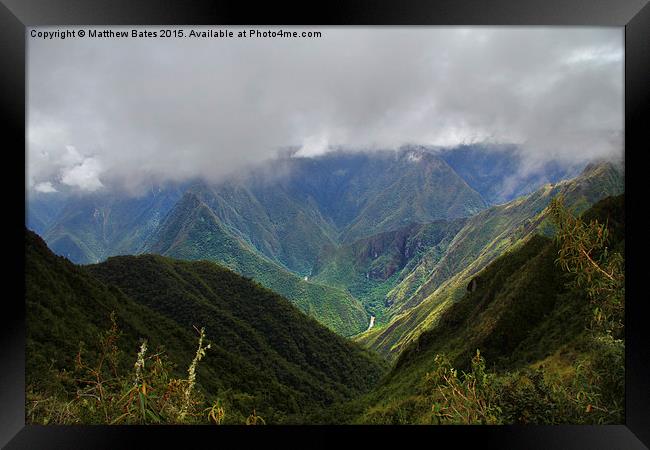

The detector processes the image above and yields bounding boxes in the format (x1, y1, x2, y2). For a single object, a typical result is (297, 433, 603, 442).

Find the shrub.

(425, 350, 501, 425)
(26, 313, 223, 425)
(548, 195, 624, 337)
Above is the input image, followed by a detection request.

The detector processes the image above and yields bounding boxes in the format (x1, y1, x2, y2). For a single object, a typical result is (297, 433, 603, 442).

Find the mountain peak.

(580, 159, 623, 177)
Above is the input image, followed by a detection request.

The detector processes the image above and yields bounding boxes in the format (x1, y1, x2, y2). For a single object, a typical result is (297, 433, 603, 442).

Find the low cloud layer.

(28, 27, 623, 194)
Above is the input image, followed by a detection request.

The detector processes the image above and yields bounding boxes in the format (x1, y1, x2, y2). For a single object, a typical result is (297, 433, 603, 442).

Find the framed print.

(2, 0, 649, 448)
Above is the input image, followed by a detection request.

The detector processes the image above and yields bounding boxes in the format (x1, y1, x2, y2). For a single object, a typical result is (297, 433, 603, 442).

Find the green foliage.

(339, 152, 485, 243)
(26, 161, 625, 426)
(549, 194, 624, 337)
(425, 350, 501, 424)
(313, 219, 466, 324)
(392, 234, 566, 373)
(343, 194, 625, 425)
(358, 162, 624, 358)
(148, 193, 369, 336)
(25, 229, 387, 424)
(27, 319, 220, 425)
(37, 188, 184, 264)
(358, 337, 624, 426)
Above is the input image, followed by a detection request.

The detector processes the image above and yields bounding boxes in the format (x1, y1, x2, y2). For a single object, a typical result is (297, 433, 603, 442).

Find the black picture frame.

(1, 1, 648, 448)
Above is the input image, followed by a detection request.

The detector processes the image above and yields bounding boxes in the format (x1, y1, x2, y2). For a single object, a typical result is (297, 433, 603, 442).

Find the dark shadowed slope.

(314, 195, 624, 425)
(358, 161, 624, 358)
(26, 230, 387, 424)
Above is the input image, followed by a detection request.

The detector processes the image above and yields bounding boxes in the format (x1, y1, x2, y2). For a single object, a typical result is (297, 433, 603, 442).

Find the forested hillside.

(311, 194, 625, 424)
(145, 192, 369, 336)
(357, 161, 623, 358)
(25, 230, 387, 424)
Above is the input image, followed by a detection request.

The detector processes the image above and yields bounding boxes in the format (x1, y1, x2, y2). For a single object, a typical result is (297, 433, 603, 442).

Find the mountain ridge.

(26, 228, 387, 424)
(356, 160, 624, 358)
(144, 190, 370, 336)
(27, 149, 622, 340)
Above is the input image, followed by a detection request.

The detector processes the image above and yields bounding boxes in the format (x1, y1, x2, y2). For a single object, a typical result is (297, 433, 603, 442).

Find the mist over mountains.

(25, 157, 625, 424)
(28, 146, 582, 267)
(25, 26, 627, 427)
(27, 146, 623, 337)
(28, 27, 622, 195)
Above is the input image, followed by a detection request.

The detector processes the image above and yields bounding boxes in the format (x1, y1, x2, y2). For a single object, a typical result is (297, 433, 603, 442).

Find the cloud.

(34, 181, 57, 193)
(60, 155, 104, 191)
(27, 26, 623, 193)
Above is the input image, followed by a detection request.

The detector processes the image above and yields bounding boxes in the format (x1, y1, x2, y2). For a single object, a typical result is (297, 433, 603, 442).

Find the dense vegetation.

(29, 150, 619, 346)
(25, 230, 387, 424)
(30, 186, 185, 264)
(313, 194, 624, 424)
(25, 169, 625, 426)
(357, 161, 624, 358)
(27, 149, 488, 335)
(145, 192, 369, 336)
(312, 219, 466, 324)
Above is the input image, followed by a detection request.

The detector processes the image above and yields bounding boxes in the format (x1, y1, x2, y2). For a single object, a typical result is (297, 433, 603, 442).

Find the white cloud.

(60, 156, 104, 191)
(28, 26, 623, 193)
(295, 133, 331, 157)
(33, 181, 57, 193)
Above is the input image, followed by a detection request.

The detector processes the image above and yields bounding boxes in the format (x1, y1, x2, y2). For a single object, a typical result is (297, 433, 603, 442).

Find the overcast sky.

(27, 26, 623, 194)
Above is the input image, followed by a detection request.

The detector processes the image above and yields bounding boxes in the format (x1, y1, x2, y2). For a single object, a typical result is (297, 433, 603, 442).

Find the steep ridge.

(27, 146, 578, 272)
(145, 192, 369, 336)
(357, 161, 624, 358)
(27, 150, 617, 342)
(312, 195, 624, 424)
(32, 185, 186, 264)
(435, 144, 583, 205)
(312, 219, 466, 324)
(337, 150, 485, 243)
(26, 229, 387, 424)
(188, 180, 338, 276)
(27, 149, 490, 339)
(178, 149, 487, 271)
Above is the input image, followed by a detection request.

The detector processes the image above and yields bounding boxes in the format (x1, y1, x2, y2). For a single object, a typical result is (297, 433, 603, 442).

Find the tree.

(548, 195, 624, 337)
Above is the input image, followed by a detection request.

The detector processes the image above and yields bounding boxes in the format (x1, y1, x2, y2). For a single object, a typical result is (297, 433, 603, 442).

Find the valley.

(25, 147, 625, 425)
(21, 24, 630, 430)
(28, 146, 599, 339)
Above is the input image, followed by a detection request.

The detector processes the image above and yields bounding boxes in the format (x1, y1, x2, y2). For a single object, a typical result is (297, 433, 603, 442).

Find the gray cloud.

(27, 26, 623, 193)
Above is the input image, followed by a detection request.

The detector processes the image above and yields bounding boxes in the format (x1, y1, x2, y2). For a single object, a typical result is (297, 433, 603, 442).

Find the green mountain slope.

(358, 161, 624, 358)
(26, 229, 387, 424)
(182, 149, 486, 271)
(314, 194, 624, 424)
(190, 180, 339, 276)
(338, 150, 485, 243)
(145, 192, 369, 336)
(312, 219, 466, 324)
(37, 186, 185, 264)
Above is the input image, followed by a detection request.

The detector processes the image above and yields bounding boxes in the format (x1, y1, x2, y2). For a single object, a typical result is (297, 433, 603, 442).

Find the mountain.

(257, 149, 485, 240)
(29, 184, 186, 264)
(329, 150, 485, 243)
(435, 144, 583, 205)
(29, 149, 486, 269)
(26, 191, 69, 237)
(311, 219, 467, 323)
(27, 149, 489, 337)
(178, 149, 486, 270)
(185, 178, 338, 276)
(26, 229, 387, 424)
(26, 149, 618, 342)
(311, 194, 625, 424)
(357, 161, 624, 358)
(144, 192, 369, 336)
